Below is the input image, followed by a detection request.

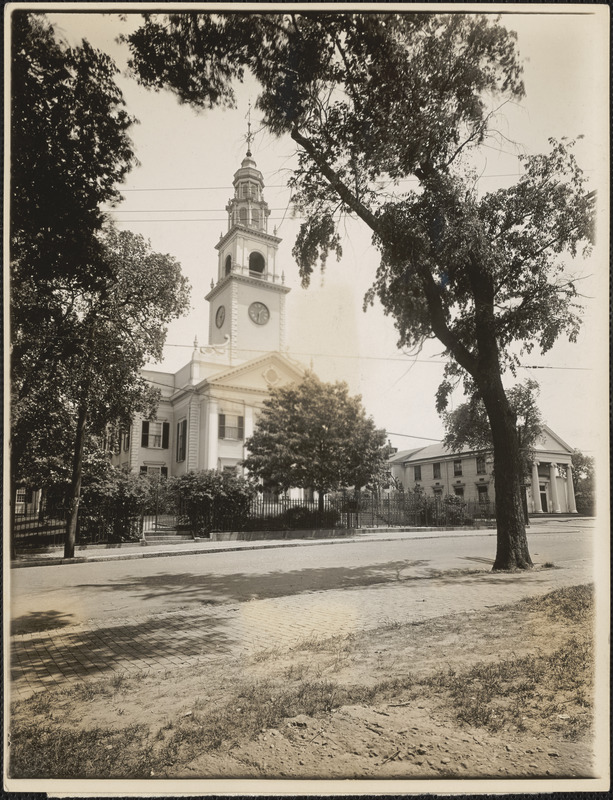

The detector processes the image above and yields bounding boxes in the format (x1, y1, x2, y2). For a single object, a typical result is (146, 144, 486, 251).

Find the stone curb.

(11, 527, 497, 569)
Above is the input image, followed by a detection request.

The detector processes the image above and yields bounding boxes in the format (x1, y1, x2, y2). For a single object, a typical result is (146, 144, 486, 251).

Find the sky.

(39, 6, 609, 459)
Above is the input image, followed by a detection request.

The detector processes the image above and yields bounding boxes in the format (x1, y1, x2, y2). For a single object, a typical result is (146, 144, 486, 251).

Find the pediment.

(204, 352, 306, 392)
(535, 425, 573, 456)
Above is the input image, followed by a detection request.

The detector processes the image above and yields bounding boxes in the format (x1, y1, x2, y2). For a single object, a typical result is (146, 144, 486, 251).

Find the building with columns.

(388, 425, 577, 514)
(111, 148, 306, 479)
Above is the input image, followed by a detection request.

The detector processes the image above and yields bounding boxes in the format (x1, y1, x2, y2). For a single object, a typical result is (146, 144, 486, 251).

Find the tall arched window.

(252, 208, 261, 229)
(224, 254, 232, 276)
(249, 251, 265, 276)
(239, 208, 248, 226)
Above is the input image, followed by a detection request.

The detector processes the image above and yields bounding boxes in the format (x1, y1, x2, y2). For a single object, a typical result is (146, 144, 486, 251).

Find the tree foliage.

(570, 449, 595, 515)
(11, 12, 137, 290)
(125, 11, 596, 570)
(243, 373, 388, 507)
(443, 379, 544, 473)
(167, 470, 257, 535)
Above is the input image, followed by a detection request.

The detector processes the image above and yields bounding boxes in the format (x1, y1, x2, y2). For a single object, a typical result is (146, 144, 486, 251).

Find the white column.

(549, 462, 561, 513)
(187, 399, 200, 472)
(207, 399, 218, 471)
(244, 406, 254, 439)
(566, 464, 578, 513)
(531, 461, 542, 513)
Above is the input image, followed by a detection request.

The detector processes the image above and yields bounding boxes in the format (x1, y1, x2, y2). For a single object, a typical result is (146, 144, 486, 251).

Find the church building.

(111, 147, 305, 479)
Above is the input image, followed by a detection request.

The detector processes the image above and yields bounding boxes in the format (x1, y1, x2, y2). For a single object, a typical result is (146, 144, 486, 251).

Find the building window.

(477, 485, 489, 503)
(140, 465, 168, 479)
(224, 254, 232, 276)
(249, 251, 265, 276)
(241, 182, 258, 200)
(433, 462, 441, 479)
(414, 465, 422, 482)
(239, 207, 248, 225)
(433, 488, 443, 499)
(252, 208, 261, 229)
(176, 419, 187, 462)
(123, 429, 130, 452)
(218, 414, 244, 440)
(476, 455, 486, 474)
(141, 421, 169, 449)
(453, 459, 463, 477)
(454, 486, 464, 498)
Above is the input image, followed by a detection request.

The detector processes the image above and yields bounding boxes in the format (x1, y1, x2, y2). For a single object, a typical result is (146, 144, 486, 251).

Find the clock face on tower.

(248, 301, 270, 325)
(215, 305, 225, 328)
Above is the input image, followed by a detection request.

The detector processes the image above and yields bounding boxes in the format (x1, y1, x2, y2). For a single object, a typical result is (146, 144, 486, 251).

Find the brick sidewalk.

(10, 554, 592, 700)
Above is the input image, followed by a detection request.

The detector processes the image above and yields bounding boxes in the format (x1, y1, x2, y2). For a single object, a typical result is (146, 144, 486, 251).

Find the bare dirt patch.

(9, 584, 594, 780)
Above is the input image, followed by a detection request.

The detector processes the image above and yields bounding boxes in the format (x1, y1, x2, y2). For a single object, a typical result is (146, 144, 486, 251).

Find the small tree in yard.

(442, 379, 545, 475)
(571, 449, 595, 515)
(243, 373, 388, 511)
(127, 12, 596, 569)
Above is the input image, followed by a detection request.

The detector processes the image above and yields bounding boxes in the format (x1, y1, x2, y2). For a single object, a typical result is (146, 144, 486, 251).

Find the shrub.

(168, 471, 257, 535)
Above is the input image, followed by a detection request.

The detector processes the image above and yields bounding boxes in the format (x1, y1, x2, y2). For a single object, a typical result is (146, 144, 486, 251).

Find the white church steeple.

(205, 135, 290, 362)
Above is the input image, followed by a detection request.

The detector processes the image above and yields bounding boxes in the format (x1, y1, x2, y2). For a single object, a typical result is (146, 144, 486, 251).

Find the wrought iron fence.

(12, 498, 144, 550)
(12, 489, 496, 551)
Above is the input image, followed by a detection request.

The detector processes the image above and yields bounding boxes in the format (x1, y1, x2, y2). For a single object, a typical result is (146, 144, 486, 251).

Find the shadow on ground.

(11, 611, 235, 687)
(64, 558, 561, 609)
(11, 610, 75, 636)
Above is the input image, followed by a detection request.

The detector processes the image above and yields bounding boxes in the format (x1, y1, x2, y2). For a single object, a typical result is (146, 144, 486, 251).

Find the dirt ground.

(9, 584, 595, 780)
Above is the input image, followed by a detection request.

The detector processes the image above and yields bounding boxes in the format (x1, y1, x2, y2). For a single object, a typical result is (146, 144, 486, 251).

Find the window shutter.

(161, 466, 168, 479)
(218, 413, 226, 439)
(182, 419, 187, 460)
(238, 416, 244, 440)
(141, 421, 149, 447)
(162, 422, 170, 449)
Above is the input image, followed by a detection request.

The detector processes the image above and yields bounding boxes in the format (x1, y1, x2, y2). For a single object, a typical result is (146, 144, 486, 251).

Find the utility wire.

(117, 170, 596, 194)
(159, 343, 593, 371)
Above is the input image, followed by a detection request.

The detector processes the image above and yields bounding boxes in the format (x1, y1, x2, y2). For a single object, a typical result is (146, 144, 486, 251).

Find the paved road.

(9, 518, 595, 699)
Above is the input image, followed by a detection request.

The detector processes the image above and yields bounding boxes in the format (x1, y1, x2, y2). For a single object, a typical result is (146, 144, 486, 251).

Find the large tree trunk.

(65, 402, 88, 559)
(481, 380, 533, 571)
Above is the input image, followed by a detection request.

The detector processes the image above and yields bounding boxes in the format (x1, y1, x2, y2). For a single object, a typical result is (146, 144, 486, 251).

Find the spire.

(245, 99, 254, 158)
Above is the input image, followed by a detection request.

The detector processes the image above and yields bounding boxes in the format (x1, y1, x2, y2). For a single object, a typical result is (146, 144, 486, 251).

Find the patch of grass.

(23, 692, 52, 716)
(518, 584, 594, 622)
(68, 681, 112, 702)
(111, 672, 128, 690)
(422, 635, 593, 739)
(9, 722, 153, 778)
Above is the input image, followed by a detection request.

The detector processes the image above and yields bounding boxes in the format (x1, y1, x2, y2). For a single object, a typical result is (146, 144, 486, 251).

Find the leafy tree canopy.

(11, 12, 137, 292)
(243, 373, 388, 502)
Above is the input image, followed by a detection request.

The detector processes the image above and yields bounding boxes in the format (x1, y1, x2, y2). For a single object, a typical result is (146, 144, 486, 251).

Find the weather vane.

(245, 99, 254, 157)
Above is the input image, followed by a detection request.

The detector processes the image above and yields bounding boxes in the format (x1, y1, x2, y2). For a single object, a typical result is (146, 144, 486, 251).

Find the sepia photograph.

(4, 3, 610, 795)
